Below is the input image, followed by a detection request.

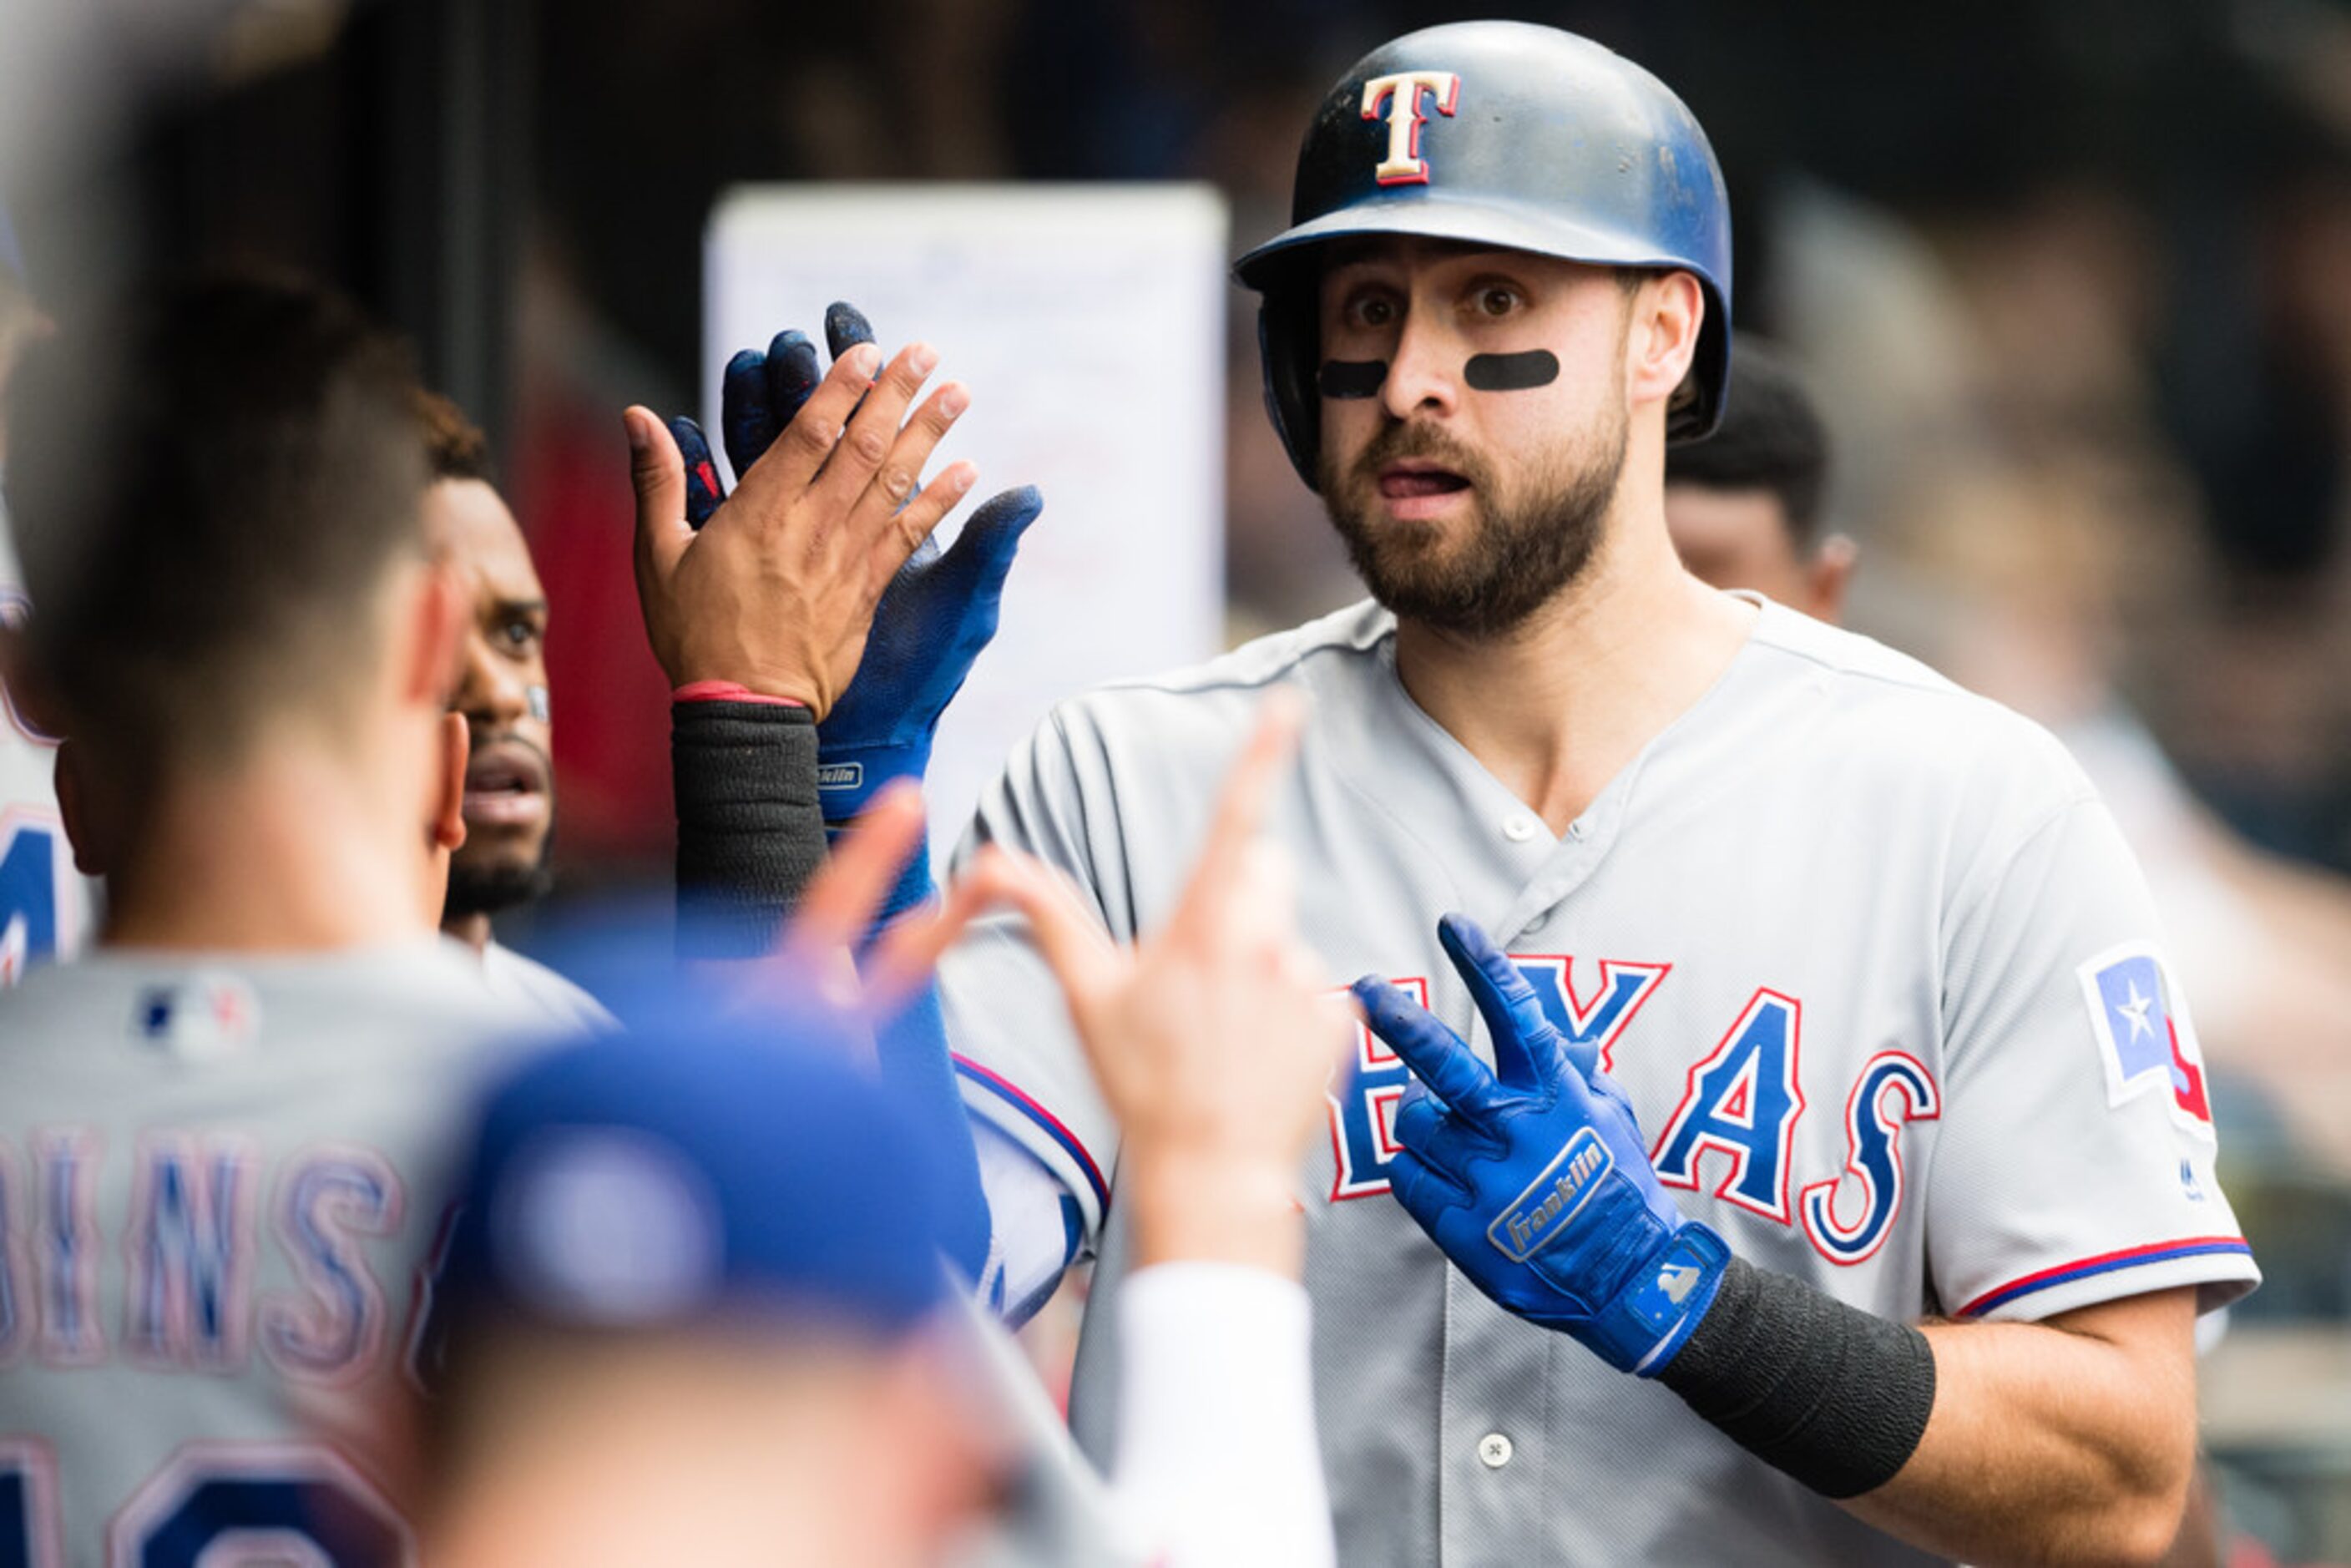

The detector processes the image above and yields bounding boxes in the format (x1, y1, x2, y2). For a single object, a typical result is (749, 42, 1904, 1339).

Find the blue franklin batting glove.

(690, 303, 1044, 916)
(1352, 913, 1731, 1375)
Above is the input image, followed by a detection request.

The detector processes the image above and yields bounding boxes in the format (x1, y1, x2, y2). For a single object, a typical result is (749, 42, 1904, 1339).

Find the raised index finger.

(1162, 689, 1306, 948)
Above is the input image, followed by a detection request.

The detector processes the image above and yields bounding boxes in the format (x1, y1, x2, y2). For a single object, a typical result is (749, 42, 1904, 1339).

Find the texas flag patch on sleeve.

(2077, 944, 2214, 1137)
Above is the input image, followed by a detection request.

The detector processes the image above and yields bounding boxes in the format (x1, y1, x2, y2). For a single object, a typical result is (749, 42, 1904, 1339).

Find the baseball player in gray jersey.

(0, 275, 563, 1565)
(942, 22, 2259, 1566)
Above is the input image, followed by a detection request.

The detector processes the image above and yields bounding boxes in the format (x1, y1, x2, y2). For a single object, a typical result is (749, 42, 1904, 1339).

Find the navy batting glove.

(672, 327, 827, 529)
(819, 483, 1041, 913)
(685, 304, 1044, 915)
(1353, 913, 1730, 1375)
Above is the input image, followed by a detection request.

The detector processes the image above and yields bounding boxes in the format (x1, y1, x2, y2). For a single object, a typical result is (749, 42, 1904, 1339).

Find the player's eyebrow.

(488, 595, 549, 617)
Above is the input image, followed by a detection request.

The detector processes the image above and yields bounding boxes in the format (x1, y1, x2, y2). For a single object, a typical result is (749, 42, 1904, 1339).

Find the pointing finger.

(1164, 690, 1305, 948)
(1437, 913, 1569, 1092)
(1352, 974, 1499, 1114)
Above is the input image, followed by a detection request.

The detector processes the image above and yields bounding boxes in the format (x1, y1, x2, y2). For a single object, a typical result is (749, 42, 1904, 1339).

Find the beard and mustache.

(1316, 393, 1629, 640)
(444, 729, 559, 920)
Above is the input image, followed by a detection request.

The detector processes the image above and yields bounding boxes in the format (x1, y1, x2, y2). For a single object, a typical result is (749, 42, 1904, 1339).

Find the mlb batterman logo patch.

(2077, 944, 2213, 1137)
(130, 972, 261, 1061)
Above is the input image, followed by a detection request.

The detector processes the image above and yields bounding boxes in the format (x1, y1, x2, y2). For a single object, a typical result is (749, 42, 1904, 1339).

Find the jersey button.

(1477, 1432, 1514, 1469)
(1501, 813, 1540, 843)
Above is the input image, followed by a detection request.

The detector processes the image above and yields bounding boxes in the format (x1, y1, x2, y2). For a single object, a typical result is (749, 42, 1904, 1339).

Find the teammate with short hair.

(941, 23, 2258, 1565)
(0, 273, 555, 1564)
(1662, 336, 1856, 623)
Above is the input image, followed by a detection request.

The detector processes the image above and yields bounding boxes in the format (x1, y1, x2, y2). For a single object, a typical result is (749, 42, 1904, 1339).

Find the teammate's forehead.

(427, 478, 542, 597)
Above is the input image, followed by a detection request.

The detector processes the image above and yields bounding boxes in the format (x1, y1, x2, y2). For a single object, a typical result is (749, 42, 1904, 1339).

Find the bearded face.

(1317, 375, 1628, 639)
(1311, 240, 1643, 639)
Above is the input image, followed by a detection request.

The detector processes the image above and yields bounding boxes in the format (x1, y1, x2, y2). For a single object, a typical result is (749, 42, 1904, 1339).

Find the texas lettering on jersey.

(1330, 953, 1930, 1264)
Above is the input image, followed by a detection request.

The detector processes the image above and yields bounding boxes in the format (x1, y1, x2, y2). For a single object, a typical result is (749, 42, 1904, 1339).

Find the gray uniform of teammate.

(0, 943, 549, 1565)
(945, 597, 2259, 1566)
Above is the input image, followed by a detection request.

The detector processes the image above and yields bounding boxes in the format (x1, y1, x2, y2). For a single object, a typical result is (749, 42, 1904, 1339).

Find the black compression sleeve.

(671, 699, 826, 959)
(1656, 1257, 1937, 1499)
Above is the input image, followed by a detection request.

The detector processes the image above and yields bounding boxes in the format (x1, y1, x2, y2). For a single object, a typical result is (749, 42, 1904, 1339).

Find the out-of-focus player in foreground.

(0, 198, 89, 984)
(418, 706, 1348, 1568)
(0, 275, 553, 1561)
(942, 21, 2259, 1565)
(1661, 336, 1855, 624)
(416, 390, 605, 1028)
(422, 1002, 1007, 1568)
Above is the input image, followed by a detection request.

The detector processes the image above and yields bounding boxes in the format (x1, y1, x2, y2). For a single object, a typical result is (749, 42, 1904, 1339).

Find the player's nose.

(458, 634, 530, 724)
(1380, 311, 1462, 422)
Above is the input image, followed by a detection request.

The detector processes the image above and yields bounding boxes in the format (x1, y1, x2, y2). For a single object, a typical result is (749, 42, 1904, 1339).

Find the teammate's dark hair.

(5, 273, 429, 771)
(417, 387, 493, 483)
(1663, 337, 1829, 547)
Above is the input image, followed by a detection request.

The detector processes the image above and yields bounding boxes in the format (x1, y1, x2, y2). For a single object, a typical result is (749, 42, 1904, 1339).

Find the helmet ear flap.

(1259, 290, 1324, 492)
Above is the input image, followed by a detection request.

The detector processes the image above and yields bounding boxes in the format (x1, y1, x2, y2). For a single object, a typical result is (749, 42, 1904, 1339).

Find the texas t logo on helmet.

(1361, 70, 1459, 185)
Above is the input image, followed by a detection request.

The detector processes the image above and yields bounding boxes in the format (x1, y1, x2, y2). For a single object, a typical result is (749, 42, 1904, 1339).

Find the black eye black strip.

(1317, 360, 1388, 399)
(1464, 349, 1560, 392)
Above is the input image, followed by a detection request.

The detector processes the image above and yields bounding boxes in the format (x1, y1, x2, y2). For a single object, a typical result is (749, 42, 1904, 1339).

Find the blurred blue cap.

(433, 999, 954, 1353)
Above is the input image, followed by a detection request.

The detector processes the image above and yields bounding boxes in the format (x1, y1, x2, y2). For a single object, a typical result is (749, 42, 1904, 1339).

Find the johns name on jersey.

(0, 1134, 426, 1380)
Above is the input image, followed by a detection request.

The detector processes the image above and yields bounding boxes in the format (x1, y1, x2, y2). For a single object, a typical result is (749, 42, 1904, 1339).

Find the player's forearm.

(1654, 1263, 2197, 1566)
(1837, 1300, 2198, 1567)
(669, 692, 993, 1279)
(670, 695, 827, 957)
(1120, 1148, 1303, 1279)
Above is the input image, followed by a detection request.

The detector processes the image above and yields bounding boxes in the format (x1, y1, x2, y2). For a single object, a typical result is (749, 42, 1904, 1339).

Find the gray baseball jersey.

(942, 595, 2259, 1567)
(0, 942, 554, 1565)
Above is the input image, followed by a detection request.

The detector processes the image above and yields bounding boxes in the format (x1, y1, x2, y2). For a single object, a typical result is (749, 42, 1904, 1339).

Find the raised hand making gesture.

(624, 318, 977, 715)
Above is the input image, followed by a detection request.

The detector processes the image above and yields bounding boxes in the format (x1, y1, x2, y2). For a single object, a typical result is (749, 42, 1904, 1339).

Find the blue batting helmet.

(1234, 22, 1734, 487)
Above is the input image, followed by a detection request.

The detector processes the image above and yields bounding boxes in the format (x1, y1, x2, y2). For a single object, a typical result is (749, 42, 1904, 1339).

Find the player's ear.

(1626, 271, 1704, 418)
(395, 558, 469, 711)
(422, 711, 468, 925)
(432, 711, 469, 854)
(53, 736, 117, 878)
(1804, 534, 1858, 625)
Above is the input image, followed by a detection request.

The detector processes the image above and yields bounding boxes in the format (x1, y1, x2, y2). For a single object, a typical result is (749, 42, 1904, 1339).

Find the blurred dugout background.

(7, 0, 2351, 1558)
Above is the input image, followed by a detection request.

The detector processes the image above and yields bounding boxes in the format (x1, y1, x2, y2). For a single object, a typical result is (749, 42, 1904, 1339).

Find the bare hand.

(625, 341, 977, 716)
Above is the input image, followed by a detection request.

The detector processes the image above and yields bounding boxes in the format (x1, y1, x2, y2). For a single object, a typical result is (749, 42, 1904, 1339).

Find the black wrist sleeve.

(1656, 1257, 1937, 1500)
(670, 700, 826, 959)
